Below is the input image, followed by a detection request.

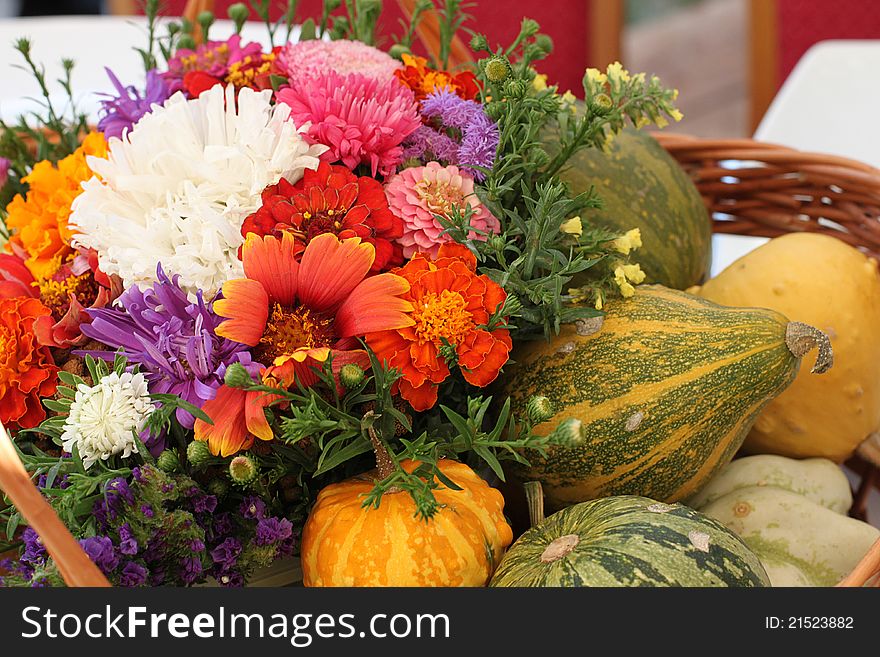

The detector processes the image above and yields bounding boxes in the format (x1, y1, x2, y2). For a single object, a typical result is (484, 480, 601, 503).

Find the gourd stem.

(367, 423, 397, 482)
(523, 481, 545, 527)
(784, 322, 834, 374)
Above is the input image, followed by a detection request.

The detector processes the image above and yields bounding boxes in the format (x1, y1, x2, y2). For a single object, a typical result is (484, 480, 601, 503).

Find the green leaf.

(314, 436, 372, 476)
(473, 444, 505, 481)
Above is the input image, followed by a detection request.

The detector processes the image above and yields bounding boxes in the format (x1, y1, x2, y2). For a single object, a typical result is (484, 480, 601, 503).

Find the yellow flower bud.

(560, 216, 583, 237)
(532, 73, 548, 91)
(613, 265, 637, 297)
(606, 61, 630, 83)
(594, 293, 604, 310)
(611, 228, 642, 254)
(585, 68, 608, 86)
(561, 90, 577, 105)
(669, 108, 684, 122)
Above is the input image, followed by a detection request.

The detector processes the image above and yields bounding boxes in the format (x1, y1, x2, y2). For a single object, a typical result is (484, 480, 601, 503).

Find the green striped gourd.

(505, 285, 833, 510)
(489, 495, 769, 587)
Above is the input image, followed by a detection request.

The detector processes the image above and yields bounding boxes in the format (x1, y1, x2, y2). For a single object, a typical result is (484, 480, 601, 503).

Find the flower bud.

(166, 21, 181, 36)
(488, 234, 507, 252)
(526, 395, 554, 424)
(229, 454, 259, 486)
(176, 34, 197, 51)
(187, 440, 213, 467)
(227, 3, 249, 32)
(591, 93, 613, 115)
(530, 148, 550, 168)
(534, 34, 553, 56)
(339, 363, 365, 389)
(389, 43, 411, 61)
(470, 33, 490, 52)
(547, 417, 585, 447)
(157, 450, 180, 473)
(207, 477, 229, 499)
(503, 79, 527, 99)
(520, 18, 540, 38)
(483, 56, 512, 83)
(224, 362, 254, 388)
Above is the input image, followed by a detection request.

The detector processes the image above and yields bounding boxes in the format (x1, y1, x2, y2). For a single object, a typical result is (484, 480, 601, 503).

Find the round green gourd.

(489, 495, 769, 587)
(548, 127, 712, 290)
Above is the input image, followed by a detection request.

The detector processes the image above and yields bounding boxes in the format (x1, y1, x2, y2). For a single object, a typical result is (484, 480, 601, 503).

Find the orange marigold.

(394, 53, 480, 102)
(366, 243, 511, 411)
(0, 296, 58, 429)
(4, 132, 108, 281)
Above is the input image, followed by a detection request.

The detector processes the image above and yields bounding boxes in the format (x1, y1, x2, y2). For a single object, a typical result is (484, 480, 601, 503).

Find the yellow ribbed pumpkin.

(689, 233, 880, 461)
(300, 459, 514, 587)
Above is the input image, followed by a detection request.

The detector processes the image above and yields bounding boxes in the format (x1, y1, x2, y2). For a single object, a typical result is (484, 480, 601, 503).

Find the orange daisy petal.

(194, 385, 254, 457)
(335, 273, 414, 337)
(213, 278, 269, 347)
(296, 234, 375, 312)
(245, 389, 279, 442)
(242, 231, 299, 306)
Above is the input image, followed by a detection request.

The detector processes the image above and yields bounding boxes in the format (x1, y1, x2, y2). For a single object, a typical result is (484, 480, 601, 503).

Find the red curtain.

(777, 0, 880, 84)
(155, 1, 590, 95)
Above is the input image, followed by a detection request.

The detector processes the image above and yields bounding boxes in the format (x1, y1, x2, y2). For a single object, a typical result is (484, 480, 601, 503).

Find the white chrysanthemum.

(70, 84, 327, 296)
(61, 372, 154, 469)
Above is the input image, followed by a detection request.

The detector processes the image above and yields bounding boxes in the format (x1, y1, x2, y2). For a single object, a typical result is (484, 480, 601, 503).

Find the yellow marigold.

(4, 132, 108, 280)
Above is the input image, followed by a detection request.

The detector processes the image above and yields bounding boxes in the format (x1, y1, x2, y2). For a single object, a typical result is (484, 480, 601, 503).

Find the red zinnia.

(241, 161, 404, 272)
(366, 243, 512, 411)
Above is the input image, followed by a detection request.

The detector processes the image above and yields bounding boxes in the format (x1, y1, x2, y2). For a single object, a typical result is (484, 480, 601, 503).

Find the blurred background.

(3, 0, 880, 137)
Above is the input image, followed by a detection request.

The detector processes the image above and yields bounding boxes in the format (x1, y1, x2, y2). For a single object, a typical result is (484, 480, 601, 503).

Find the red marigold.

(394, 53, 480, 102)
(241, 161, 404, 272)
(366, 243, 511, 411)
(0, 296, 58, 429)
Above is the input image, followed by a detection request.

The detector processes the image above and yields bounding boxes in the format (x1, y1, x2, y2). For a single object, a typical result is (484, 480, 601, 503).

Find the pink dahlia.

(276, 71, 421, 177)
(384, 161, 501, 259)
(278, 39, 402, 88)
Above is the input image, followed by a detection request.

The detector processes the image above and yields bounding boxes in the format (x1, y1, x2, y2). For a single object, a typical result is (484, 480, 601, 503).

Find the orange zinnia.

(4, 132, 107, 282)
(194, 232, 413, 456)
(395, 54, 480, 102)
(0, 296, 59, 429)
(366, 243, 512, 411)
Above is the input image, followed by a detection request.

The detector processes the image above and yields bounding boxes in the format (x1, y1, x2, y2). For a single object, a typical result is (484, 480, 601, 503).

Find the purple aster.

(81, 264, 260, 434)
(240, 496, 267, 520)
(255, 517, 293, 547)
(118, 524, 138, 556)
(118, 561, 149, 587)
(79, 536, 120, 574)
(97, 68, 171, 140)
(407, 89, 500, 180)
(210, 537, 242, 569)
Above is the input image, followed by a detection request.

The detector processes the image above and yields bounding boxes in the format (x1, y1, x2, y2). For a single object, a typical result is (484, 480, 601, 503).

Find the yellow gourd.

(689, 233, 880, 461)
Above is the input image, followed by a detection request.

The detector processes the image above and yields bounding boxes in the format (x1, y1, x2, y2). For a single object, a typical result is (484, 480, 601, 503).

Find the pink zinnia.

(278, 39, 402, 88)
(384, 161, 501, 259)
(277, 71, 421, 177)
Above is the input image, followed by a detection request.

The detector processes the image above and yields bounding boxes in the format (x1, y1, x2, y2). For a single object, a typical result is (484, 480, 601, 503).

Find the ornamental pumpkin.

(504, 285, 833, 510)
(689, 232, 880, 462)
(300, 458, 514, 587)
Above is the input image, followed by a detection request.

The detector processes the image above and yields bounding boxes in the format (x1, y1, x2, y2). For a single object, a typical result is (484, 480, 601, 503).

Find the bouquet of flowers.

(0, 0, 679, 587)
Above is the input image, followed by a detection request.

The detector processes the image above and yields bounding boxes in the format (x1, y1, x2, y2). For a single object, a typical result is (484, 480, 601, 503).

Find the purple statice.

(240, 496, 267, 520)
(118, 561, 149, 587)
(210, 537, 242, 570)
(79, 536, 120, 574)
(0, 157, 9, 188)
(181, 557, 204, 585)
(212, 512, 235, 539)
(407, 89, 500, 180)
(82, 264, 260, 437)
(106, 478, 135, 512)
(20, 528, 47, 566)
(187, 489, 218, 515)
(140, 504, 154, 519)
(118, 524, 138, 556)
(97, 68, 171, 140)
(254, 517, 294, 547)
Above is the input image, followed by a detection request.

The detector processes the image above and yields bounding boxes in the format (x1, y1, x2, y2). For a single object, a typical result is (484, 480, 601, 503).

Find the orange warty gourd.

(301, 458, 514, 587)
